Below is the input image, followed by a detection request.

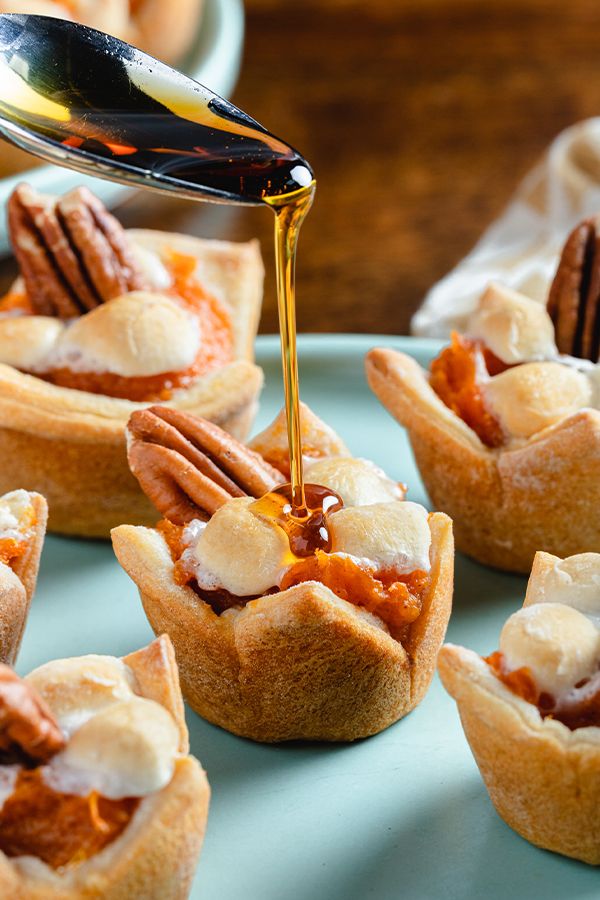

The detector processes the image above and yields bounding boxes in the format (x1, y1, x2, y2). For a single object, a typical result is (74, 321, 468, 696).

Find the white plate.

(0, 0, 245, 255)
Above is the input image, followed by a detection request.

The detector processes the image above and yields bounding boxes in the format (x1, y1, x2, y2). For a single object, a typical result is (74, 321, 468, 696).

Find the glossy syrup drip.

(265, 183, 315, 515)
(251, 484, 343, 559)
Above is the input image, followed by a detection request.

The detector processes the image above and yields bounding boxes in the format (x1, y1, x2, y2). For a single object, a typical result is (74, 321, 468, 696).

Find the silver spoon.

(0, 13, 313, 205)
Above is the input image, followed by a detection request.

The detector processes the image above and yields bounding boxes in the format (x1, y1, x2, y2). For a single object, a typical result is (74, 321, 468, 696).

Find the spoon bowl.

(0, 13, 313, 205)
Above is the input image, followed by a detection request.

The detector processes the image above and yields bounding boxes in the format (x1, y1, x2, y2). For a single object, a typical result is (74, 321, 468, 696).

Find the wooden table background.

(4, 0, 600, 334)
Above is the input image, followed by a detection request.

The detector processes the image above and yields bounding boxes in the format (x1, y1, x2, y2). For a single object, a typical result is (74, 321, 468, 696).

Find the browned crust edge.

(438, 643, 600, 865)
(0, 635, 210, 898)
(366, 346, 600, 573)
(111, 512, 454, 743)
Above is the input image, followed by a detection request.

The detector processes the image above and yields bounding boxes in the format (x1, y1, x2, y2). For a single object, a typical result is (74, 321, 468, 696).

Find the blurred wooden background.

(9, 0, 600, 333)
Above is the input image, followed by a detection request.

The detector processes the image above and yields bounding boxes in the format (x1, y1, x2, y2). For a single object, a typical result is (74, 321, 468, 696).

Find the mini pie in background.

(439, 551, 600, 865)
(0, 488, 47, 665)
(0, 634, 209, 898)
(112, 403, 454, 743)
(366, 215, 600, 573)
(0, 184, 264, 537)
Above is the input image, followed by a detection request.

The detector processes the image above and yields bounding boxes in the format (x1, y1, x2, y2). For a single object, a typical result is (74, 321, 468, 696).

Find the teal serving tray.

(16, 335, 598, 899)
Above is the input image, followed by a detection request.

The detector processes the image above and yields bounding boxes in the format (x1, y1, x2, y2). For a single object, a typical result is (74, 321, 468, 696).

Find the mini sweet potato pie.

(111, 403, 454, 742)
(366, 215, 600, 573)
(0, 489, 47, 665)
(0, 183, 264, 537)
(439, 551, 600, 865)
(0, 635, 209, 898)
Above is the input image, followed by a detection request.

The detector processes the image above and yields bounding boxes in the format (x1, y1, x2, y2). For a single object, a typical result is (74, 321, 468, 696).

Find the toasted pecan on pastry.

(0, 186, 264, 538)
(0, 635, 209, 899)
(0, 490, 47, 665)
(439, 550, 600, 865)
(366, 276, 600, 573)
(112, 403, 454, 743)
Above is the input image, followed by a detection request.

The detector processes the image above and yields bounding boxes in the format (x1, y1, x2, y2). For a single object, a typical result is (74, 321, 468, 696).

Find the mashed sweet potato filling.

(0, 251, 234, 402)
(485, 650, 600, 731)
(159, 520, 429, 637)
(45, 251, 234, 401)
(429, 332, 507, 448)
(0, 505, 34, 569)
(0, 768, 138, 868)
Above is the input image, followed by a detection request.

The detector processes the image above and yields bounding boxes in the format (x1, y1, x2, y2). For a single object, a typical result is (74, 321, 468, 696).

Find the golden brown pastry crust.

(366, 346, 600, 573)
(0, 491, 47, 665)
(111, 512, 454, 743)
(0, 635, 210, 898)
(0, 232, 264, 538)
(438, 642, 600, 865)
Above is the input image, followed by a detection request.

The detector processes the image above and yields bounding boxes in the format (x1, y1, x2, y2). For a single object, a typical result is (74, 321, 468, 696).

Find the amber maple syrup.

(0, 14, 339, 552)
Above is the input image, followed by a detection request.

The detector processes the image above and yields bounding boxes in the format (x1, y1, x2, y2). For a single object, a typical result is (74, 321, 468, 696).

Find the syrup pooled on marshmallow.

(251, 483, 343, 559)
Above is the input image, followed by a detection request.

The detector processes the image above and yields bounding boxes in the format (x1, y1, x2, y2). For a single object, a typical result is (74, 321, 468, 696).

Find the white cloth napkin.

(412, 118, 600, 337)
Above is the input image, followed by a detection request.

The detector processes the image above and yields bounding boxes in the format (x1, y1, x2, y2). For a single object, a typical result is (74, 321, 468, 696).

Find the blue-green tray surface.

(19, 335, 598, 900)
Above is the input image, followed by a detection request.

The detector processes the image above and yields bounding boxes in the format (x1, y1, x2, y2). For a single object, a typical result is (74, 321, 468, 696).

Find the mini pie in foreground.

(367, 216, 600, 573)
(112, 403, 454, 743)
(0, 184, 264, 537)
(0, 489, 47, 665)
(0, 635, 209, 899)
(439, 551, 600, 865)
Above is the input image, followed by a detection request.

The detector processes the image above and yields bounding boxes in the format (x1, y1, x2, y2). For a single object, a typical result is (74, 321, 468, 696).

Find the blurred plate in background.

(0, 0, 245, 255)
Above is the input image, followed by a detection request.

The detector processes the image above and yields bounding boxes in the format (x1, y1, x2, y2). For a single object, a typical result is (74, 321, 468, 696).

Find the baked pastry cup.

(112, 403, 454, 742)
(0, 489, 47, 664)
(0, 186, 264, 537)
(439, 550, 600, 864)
(0, 634, 209, 898)
(366, 279, 600, 573)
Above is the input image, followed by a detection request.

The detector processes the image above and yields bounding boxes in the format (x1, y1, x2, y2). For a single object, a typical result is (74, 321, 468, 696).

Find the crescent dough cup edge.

(438, 643, 600, 865)
(0, 230, 264, 538)
(0, 634, 210, 900)
(365, 347, 600, 574)
(0, 491, 47, 665)
(111, 511, 454, 743)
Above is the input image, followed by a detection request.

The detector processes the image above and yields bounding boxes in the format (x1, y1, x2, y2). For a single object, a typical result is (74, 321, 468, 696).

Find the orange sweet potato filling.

(0, 537, 27, 569)
(485, 650, 600, 730)
(429, 332, 507, 448)
(0, 506, 34, 570)
(485, 650, 538, 705)
(280, 551, 428, 637)
(8, 251, 234, 402)
(0, 768, 138, 868)
(0, 292, 34, 316)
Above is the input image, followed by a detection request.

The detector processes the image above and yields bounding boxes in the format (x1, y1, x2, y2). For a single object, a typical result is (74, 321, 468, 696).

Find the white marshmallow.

(305, 457, 403, 507)
(129, 242, 172, 291)
(527, 553, 600, 625)
(499, 603, 600, 696)
(0, 316, 64, 372)
(329, 501, 431, 573)
(468, 282, 557, 364)
(51, 292, 200, 377)
(46, 697, 178, 799)
(194, 496, 292, 596)
(0, 489, 32, 536)
(26, 656, 136, 736)
(484, 361, 591, 439)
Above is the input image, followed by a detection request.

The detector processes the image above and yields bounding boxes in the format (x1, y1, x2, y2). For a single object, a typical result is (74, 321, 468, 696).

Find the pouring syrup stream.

(0, 13, 340, 551)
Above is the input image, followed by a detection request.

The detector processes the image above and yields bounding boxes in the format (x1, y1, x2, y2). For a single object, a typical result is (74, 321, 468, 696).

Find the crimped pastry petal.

(111, 512, 453, 742)
(366, 347, 600, 573)
(438, 643, 600, 865)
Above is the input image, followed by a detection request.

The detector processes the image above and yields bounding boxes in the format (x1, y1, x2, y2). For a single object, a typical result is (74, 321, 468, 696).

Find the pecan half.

(0, 665, 65, 765)
(547, 216, 600, 361)
(127, 406, 286, 523)
(7, 184, 150, 317)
